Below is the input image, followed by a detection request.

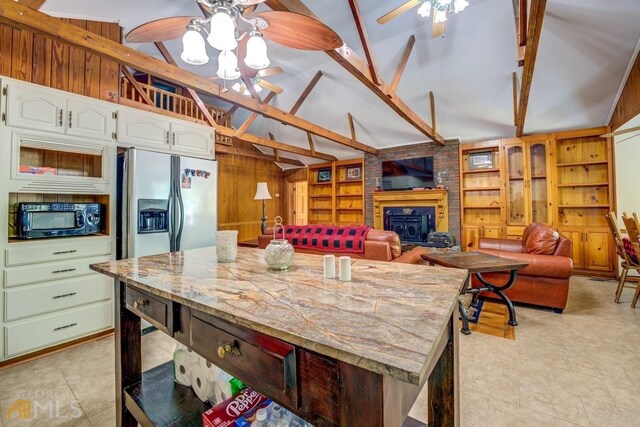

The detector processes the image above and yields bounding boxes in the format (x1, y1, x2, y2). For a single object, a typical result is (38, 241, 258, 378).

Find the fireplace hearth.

(383, 207, 435, 243)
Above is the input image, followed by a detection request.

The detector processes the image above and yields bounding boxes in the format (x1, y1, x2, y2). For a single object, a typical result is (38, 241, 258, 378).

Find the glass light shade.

(207, 11, 237, 51)
(254, 84, 263, 93)
(244, 34, 270, 70)
(454, 0, 469, 13)
(434, 9, 448, 23)
(436, 0, 452, 5)
(216, 50, 241, 80)
(417, 1, 431, 17)
(254, 182, 272, 200)
(181, 29, 209, 65)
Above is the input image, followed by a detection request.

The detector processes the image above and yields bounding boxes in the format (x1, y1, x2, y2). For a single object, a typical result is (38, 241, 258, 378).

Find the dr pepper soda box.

(202, 388, 271, 427)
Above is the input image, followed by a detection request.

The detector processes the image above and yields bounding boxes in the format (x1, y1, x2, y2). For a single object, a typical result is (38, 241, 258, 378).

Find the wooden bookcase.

(459, 127, 615, 275)
(307, 159, 364, 225)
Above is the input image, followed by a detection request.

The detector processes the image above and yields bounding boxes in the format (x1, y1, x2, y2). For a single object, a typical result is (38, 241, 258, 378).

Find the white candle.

(339, 256, 351, 282)
(323, 255, 335, 279)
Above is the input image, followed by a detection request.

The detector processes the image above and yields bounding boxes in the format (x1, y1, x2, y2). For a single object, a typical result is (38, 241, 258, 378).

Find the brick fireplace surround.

(364, 140, 461, 243)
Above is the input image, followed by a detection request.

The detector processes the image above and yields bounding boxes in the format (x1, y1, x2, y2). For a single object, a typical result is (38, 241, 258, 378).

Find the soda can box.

(202, 388, 270, 427)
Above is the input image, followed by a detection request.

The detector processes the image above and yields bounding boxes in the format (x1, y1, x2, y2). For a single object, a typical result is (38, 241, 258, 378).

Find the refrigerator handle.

(175, 168, 185, 251)
(168, 157, 176, 252)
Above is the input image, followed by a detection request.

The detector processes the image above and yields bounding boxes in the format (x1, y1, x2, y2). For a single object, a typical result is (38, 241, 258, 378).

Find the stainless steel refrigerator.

(117, 148, 218, 260)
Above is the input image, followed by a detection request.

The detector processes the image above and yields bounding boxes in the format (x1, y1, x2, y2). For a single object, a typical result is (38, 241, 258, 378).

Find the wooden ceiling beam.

(347, 113, 356, 143)
(0, 1, 377, 154)
(16, 0, 46, 9)
(220, 105, 240, 124)
(429, 91, 436, 136)
(154, 42, 219, 130)
(512, 72, 519, 126)
(306, 133, 316, 157)
(265, 0, 446, 146)
(217, 126, 337, 161)
(388, 35, 415, 96)
(289, 70, 323, 115)
(121, 66, 154, 106)
(216, 144, 304, 167)
(234, 91, 277, 137)
(516, 0, 547, 136)
(347, 0, 380, 86)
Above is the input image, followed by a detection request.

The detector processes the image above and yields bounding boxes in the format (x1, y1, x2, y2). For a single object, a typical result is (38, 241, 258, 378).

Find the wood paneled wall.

(610, 50, 640, 129)
(0, 19, 121, 102)
(217, 141, 285, 242)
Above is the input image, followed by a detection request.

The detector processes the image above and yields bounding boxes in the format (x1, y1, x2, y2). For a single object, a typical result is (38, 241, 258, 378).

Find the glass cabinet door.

(529, 142, 548, 224)
(506, 144, 526, 225)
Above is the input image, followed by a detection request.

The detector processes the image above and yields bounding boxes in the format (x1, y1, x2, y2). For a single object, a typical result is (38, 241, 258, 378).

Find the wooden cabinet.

(558, 227, 612, 272)
(4, 81, 116, 141)
(117, 107, 213, 158)
(307, 159, 364, 225)
(463, 225, 504, 250)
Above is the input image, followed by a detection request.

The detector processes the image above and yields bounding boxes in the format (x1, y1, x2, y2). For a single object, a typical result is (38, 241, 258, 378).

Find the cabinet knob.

(133, 299, 147, 310)
(217, 341, 240, 358)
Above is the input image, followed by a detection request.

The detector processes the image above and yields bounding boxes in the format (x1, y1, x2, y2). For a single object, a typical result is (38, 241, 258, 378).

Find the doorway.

(293, 181, 308, 225)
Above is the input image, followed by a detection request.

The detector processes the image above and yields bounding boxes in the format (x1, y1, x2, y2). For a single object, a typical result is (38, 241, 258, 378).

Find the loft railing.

(120, 78, 232, 145)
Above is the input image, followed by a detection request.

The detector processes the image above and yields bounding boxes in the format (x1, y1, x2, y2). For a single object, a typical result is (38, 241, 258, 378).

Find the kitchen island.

(91, 246, 467, 426)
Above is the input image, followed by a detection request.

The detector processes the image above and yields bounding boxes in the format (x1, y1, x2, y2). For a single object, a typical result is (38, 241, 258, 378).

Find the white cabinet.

(3, 81, 116, 141)
(117, 107, 214, 158)
(116, 108, 171, 148)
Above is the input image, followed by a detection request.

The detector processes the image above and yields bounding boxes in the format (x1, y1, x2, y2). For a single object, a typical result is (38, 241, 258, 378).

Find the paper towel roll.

(214, 369, 233, 403)
(198, 357, 218, 382)
(173, 348, 192, 386)
(190, 364, 216, 402)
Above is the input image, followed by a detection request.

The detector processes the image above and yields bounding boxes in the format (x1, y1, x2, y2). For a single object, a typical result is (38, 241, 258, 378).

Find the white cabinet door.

(5, 84, 66, 133)
(171, 121, 212, 157)
(117, 109, 171, 148)
(67, 98, 116, 141)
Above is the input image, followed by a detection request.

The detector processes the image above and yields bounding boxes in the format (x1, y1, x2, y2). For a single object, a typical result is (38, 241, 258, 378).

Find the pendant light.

(181, 26, 209, 65)
(216, 50, 241, 80)
(207, 10, 237, 51)
(244, 31, 270, 70)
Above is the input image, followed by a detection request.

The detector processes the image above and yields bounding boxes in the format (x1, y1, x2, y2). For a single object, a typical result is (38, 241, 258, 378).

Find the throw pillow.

(525, 227, 560, 255)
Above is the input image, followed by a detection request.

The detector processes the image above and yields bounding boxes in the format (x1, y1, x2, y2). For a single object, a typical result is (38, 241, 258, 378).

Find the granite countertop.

(91, 247, 467, 385)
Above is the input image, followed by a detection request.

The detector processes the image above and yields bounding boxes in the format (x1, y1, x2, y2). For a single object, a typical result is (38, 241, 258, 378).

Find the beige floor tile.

(0, 384, 87, 427)
(605, 382, 640, 412)
(581, 396, 640, 427)
(87, 405, 115, 427)
(548, 370, 614, 405)
(460, 389, 490, 427)
(464, 367, 520, 404)
(519, 379, 589, 426)
(554, 418, 583, 427)
(486, 397, 556, 427)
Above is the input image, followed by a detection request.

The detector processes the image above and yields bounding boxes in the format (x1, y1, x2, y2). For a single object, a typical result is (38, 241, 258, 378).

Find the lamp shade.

(254, 182, 272, 200)
(244, 34, 270, 70)
(181, 29, 209, 65)
(208, 11, 237, 51)
(216, 50, 241, 80)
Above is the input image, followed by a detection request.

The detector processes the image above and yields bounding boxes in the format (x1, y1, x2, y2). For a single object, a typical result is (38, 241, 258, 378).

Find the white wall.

(614, 113, 640, 275)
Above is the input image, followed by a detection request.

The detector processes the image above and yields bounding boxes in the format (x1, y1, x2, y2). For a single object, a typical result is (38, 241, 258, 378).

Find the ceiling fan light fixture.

(208, 10, 237, 51)
(216, 50, 241, 80)
(417, 2, 432, 18)
(434, 8, 448, 23)
(181, 27, 209, 65)
(244, 32, 270, 70)
(453, 0, 469, 13)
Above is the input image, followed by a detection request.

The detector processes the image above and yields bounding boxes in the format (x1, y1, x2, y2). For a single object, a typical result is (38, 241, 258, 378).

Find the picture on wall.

(318, 169, 331, 182)
(346, 166, 361, 181)
(468, 151, 494, 170)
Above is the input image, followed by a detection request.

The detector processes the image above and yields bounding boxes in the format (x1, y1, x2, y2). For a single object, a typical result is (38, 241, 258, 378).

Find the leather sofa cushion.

(524, 225, 560, 255)
(366, 229, 401, 259)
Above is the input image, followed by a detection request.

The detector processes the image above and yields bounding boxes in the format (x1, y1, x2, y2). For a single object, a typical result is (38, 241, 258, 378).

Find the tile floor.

(0, 276, 638, 426)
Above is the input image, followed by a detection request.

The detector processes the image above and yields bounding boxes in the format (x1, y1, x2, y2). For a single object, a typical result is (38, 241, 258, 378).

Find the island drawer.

(190, 311, 298, 409)
(125, 286, 175, 335)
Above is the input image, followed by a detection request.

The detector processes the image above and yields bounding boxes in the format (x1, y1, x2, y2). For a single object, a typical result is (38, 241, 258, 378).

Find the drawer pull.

(53, 250, 77, 255)
(53, 292, 77, 299)
(53, 322, 78, 332)
(133, 299, 147, 310)
(217, 341, 241, 358)
(52, 268, 77, 274)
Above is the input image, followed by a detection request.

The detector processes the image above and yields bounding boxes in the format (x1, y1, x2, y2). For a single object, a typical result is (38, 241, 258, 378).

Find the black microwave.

(17, 203, 102, 239)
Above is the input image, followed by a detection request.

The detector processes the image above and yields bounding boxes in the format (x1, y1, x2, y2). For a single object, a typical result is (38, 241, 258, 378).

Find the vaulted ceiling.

(41, 0, 640, 164)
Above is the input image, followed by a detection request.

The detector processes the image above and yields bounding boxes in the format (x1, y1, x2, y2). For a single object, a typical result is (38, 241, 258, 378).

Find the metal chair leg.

(615, 267, 629, 303)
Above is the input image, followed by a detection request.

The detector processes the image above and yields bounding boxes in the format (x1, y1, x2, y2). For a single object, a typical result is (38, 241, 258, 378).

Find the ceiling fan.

(208, 66, 285, 95)
(377, 0, 470, 38)
(125, 0, 342, 91)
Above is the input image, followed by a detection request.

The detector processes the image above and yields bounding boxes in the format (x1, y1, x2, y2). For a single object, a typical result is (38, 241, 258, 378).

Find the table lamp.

(254, 182, 272, 234)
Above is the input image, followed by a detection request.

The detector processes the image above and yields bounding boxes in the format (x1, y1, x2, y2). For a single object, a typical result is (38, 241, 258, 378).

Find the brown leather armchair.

(258, 228, 424, 264)
(472, 223, 573, 312)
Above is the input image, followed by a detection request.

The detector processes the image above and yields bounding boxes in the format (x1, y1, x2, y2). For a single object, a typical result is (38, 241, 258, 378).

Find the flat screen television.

(382, 157, 434, 191)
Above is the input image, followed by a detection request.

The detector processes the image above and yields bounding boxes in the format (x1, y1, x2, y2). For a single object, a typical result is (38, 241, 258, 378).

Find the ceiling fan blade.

(125, 16, 198, 43)
(377, 0, 422, 25)
(432, 20, 446, 38)
(258, 67, 284, 77)
(242, 4, 258, 16)
(601, 125, 640, 138)
(256, 12, 342, 50)
(257, 80, 284, 94)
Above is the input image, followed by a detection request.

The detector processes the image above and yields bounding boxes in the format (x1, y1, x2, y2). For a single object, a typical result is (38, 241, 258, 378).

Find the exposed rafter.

(16, 0, 46, 9)
(121, 66, 154, 106)
(265, 0, 446, 146)
(516, 0, 547, 136)
(234, 91, 277, 137)
(388, 35, 415, 96)
(429, 91, 436, 136)
(347, 0, 380, 86)
(220, 105, 240, 124)
(0, 1, 378, 155)
(216, 144, 304, 167)
(306, 133, 316, 157)
(347, 113, 357, 144)
(289, 70, 323, 115)
(512, 72, 519, 125)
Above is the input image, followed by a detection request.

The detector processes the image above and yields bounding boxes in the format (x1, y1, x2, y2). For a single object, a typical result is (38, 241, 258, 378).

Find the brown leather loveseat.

(472, 223, 573, 312)
(258, 228, 424, 264)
